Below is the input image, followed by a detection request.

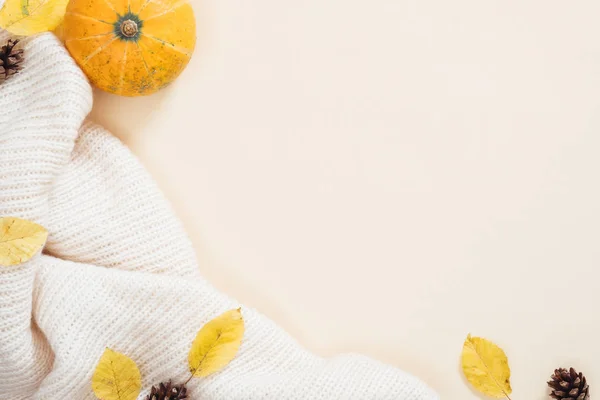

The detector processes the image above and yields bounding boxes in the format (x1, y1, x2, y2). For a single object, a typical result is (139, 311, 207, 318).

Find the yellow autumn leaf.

(92, 348, 141, 400)
(0, 216, 48, 266)
(188, 308, 245, 378)
(461, 334, 512, 399)
(0, 0, 69, 36)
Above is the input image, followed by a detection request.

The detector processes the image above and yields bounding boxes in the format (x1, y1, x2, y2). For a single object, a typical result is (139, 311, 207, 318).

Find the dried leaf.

(92, 348, 141, 400)
(0, 0, 69, 36)
(0, 216, 48, 266)
(188, 308, 245, 378)
(461, 334, 512, 398)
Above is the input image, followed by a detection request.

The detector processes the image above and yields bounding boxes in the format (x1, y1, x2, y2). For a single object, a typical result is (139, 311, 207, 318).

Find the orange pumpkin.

(62, 0, 196, 96)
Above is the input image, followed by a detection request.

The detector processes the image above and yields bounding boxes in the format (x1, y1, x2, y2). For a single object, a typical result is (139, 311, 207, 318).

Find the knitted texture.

(0, 33, 439, 400)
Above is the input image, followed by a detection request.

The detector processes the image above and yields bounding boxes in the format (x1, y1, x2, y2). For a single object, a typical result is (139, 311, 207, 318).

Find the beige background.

(90, 1, 600, 398)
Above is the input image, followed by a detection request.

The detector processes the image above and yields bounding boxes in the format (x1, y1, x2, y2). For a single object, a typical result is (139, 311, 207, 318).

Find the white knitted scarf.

(0, 33, 439, 399)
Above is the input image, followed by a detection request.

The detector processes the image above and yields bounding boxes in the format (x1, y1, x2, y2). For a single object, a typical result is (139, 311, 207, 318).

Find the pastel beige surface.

(90, 1, 600, 399)
(0, 33, 436, 399)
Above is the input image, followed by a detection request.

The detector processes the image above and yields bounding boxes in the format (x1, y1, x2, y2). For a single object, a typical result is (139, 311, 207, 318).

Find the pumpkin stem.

(120, 20, 138, 38)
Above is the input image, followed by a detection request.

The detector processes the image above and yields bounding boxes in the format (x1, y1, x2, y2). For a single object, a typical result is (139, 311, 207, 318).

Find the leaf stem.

(184, 372, 194, 386)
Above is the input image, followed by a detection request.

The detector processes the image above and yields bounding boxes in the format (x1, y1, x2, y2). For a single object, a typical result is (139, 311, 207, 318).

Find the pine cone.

(145, 381, 188, 400)
(0, 39, 24, 82)
(548, 367, 590, 400)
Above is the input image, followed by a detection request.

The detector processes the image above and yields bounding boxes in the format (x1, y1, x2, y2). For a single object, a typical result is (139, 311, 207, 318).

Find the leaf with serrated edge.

(92, 348, 141, 400)
(461, 334, 512, 398)
(0, 0, 69, 35)
(0, 217, 48, 266)
(188, 308, 245, 378)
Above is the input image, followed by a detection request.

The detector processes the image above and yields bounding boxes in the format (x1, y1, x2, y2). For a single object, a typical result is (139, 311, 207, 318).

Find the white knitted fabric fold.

(0, 33, 439, 400)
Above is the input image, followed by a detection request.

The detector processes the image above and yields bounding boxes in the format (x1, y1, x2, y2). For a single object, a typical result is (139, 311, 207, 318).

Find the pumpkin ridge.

(134, 41, 152, 78)
(142, 0, 187, 21)
(82, 35, 118, 64)
(98, 0, 118, 15)
(141, 34, 193, 57)
(136, 0, 150, 12)
(65, 32, 114, 43)
(65, 11, 112, 25)
(138, 0, 169, 14)
(117, 41, 129, 94)
(134, 39, 160, 92)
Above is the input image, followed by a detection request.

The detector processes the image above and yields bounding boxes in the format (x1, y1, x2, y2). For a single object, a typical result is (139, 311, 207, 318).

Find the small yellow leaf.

(188, 308, 245, 378)
(461, 334, 512, 398)
(0, 0, 69, 36)
(92, 348, 141, 400)
(0, 217, 48, 266)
